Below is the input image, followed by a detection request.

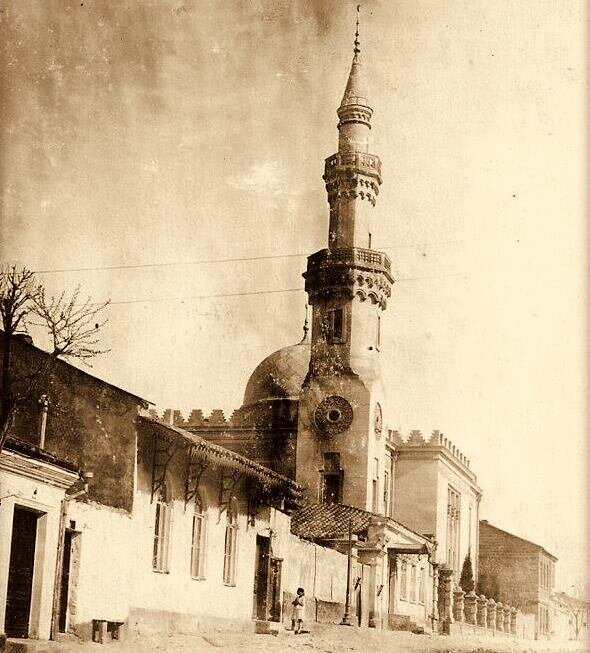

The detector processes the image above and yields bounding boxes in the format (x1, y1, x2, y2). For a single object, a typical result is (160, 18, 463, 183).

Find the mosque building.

(170, 16, 480, 630)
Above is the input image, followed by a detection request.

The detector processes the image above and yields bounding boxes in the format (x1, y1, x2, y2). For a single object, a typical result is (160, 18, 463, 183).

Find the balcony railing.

(324, 152, 382, 178)
(307, 247, 392, 274)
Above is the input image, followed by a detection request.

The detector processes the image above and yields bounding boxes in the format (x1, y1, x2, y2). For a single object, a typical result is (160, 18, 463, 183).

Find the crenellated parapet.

(152, 407, 234, 429)
(395, 428, 472, 470)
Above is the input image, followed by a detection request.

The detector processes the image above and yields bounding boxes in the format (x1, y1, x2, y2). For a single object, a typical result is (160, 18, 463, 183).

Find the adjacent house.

(478, 520, 557, 638)
(393, 430, 482, 584)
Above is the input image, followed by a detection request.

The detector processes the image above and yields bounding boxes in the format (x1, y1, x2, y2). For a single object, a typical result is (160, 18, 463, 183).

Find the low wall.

(283, 592, 345, 626)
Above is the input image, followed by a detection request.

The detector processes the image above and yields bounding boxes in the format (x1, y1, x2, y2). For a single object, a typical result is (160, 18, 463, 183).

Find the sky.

(1, 0, 588, 592)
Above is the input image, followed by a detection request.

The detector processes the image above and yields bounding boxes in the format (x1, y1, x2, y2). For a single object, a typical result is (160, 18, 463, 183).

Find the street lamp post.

(341, 518, 355, 626)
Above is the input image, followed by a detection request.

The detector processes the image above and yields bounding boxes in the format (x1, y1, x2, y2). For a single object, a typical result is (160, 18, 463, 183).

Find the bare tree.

(558, 589, 590, 640)
(0, 265, 109, 452)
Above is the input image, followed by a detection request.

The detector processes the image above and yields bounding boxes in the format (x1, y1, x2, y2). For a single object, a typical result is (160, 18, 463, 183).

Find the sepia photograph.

(0, 1, 588, 652)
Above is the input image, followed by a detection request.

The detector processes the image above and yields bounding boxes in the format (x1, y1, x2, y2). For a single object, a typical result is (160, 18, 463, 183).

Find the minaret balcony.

(304, 247, 394, 308)
(324, 152, 382, 184)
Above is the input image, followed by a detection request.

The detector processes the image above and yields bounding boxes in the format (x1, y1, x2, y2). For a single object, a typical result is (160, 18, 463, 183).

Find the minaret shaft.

(296, 11, 392, 517)
(303, 36, 392, 378)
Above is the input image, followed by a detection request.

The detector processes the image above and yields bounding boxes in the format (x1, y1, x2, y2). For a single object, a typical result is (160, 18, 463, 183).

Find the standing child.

(290, 587, 305, 634)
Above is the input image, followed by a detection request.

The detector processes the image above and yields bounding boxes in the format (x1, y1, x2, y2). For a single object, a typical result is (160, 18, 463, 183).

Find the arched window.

(153, 480, 173, 572)
(223, 498, 238, 586)
(190, 493, 206, 579)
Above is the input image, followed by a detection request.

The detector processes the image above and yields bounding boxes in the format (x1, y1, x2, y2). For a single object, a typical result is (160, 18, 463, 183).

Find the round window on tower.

(314, 396, 353, 436)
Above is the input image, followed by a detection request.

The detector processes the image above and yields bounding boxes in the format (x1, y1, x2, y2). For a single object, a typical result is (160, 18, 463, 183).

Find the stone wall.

(478, 520, 555, 621)
(4, 337, 143, 511)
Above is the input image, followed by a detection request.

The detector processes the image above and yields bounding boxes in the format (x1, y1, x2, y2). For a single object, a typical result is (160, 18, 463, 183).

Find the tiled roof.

(291, 503, 434, 546)
(139, 414, 304, 506)
(291, 503, 373, 540)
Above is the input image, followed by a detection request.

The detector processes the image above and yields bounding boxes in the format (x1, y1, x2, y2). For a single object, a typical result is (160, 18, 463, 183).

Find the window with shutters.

(410, 564, 417, 602)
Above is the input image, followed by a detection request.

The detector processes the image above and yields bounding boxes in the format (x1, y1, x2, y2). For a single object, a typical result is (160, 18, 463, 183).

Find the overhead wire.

(32, 239, 472, 275)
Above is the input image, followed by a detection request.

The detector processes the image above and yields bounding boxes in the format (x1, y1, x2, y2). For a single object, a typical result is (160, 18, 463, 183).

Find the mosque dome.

(243, 339, 311, 407)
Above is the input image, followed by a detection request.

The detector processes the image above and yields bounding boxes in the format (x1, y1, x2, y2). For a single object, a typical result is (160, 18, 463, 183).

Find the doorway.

(58, 530, 74, 632)
(253, 535, 270, 620)
(4, 507, 39, 638)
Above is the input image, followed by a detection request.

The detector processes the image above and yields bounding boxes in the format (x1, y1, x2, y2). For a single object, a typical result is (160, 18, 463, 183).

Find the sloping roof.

(291, 502, 432, 546)
(3, 333, 150, 406)
(292, 503, 372, 540)
(139, 414, 304, 505)
(4, 436, 79, 473)
(480, 520, 558, 562)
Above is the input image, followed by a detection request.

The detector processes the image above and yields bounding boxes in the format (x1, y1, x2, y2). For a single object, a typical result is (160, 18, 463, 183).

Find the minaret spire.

(340, 4, 369, 113)
(354, 4, 361, 61)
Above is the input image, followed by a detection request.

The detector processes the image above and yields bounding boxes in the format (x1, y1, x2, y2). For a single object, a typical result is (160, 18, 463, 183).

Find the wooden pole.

(340, 518, 354, 625)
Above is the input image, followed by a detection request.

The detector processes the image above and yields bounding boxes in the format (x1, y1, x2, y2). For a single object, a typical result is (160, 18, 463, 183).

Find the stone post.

(438, 566, 454, 633)
(495, 602, 504, 632)
(464, 590, 477, 625)
(431, 564, 439, 632)
(487, 598, 496, 630)
(453, 587, 465, 623)
(477, 595, 488, 628)
(503, 606, 512, 634)
(510, 607, 518, 635)
(367, 559, 380, 629)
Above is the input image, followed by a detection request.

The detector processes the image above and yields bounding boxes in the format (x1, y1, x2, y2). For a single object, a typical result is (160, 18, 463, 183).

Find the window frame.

(400, 560, 408, 601)
(223, 498, 239, 586)
(190, 493, 206, 580)
(153, 480, 173, 574)
(327, 308, 345, 344)
(321, 452, 342, 504)
(446, 486, 461, 571)
(418, 566, 426, 604)
(410, 564, 417, 602)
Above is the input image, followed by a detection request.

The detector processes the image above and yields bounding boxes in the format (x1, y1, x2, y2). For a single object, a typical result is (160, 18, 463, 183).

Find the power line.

(33, 239, 472, 275)
(106, 272, 466, 306)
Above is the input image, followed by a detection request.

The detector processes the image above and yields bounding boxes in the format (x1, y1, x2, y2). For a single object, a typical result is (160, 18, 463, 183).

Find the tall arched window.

(153, 480, 173, 572)
(190, 493, 206, 579)
(223, 498, 238, 586)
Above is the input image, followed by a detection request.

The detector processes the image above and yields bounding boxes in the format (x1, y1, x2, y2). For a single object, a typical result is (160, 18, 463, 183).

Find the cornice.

(396, 445, 482, 495)
(0, 450, 79, 489)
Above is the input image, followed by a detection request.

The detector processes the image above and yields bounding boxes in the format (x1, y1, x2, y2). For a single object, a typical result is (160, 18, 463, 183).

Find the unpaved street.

(7, 624, 590, 653)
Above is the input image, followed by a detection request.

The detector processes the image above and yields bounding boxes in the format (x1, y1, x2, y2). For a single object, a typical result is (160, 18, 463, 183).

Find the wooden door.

(268, 558, 282, 622)
(253, 535, 270, 620)
(4, 507, 38, 638)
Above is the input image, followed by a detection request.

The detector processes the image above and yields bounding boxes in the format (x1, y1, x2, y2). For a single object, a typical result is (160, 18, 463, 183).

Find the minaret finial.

(301, 304, 310, 342)
(354, 5, 361, 61)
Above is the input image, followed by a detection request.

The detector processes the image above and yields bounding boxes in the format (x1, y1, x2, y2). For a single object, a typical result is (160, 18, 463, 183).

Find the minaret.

(296, 10, 393, 512)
